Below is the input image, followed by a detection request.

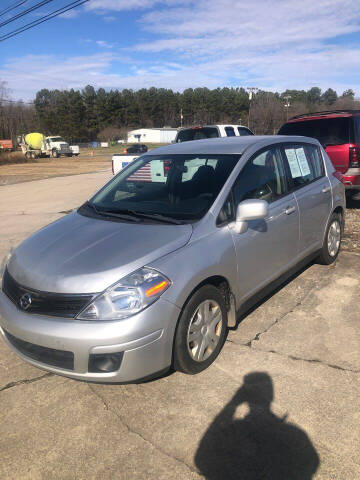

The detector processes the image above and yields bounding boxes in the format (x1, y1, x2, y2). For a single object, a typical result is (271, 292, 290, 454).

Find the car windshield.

(88, 154, 241, 221)
(50, 137, 65, 142)
(176, 127, 219, 142)
(278, 117, 351, 146)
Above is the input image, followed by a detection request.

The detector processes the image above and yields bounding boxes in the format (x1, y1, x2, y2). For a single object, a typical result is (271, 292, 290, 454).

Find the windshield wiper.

(128, 211, 185, 225)
(86, 202, 141, 223)
(86, 203, 184, 225)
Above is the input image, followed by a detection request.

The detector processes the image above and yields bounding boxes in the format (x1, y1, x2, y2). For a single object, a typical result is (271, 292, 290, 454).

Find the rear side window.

(237, 127, 253, 136)
(225, 126, 235, 137)
(278, 117, 351, 146)
(282, 144, 324, 188)
(176, 127, 219, 142)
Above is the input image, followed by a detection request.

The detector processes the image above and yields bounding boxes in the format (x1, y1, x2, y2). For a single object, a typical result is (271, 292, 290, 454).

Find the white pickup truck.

(112, 154, 140, 175)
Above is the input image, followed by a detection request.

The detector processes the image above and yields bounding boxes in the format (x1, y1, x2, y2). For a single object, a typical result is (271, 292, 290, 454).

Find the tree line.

(0, 82, 358, 143)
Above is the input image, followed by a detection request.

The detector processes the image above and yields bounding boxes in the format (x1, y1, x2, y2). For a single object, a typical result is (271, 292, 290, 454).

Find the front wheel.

(173, 285, 228, 374)
(51, 149, 59, 158)
(317, 213, 342, 265)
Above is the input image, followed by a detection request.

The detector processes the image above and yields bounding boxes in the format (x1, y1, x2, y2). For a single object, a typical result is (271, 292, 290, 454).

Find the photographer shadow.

(195, 372, 319, 480)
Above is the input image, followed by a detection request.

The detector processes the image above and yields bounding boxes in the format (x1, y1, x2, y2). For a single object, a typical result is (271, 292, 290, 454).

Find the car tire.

(173, 285, 228, 375)
(317, 212, 342, 265)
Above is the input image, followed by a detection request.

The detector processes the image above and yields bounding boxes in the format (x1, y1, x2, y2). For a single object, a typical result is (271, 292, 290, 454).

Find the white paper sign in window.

(285, 148, 302, 178)
(295, 147, 311, 176)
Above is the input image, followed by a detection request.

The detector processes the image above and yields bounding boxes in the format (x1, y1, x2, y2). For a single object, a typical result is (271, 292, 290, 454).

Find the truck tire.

(52, 149, 58, 158)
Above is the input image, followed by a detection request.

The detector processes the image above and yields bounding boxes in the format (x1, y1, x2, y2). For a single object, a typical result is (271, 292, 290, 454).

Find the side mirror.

(232, 199, 269, 234)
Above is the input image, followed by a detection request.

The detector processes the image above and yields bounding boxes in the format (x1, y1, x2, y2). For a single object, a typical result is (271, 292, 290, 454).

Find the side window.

(283, 144, 324, 188)
(233, 147, 287, 205)
(237, 127, 251, 136)
(225, 126, 235, 137)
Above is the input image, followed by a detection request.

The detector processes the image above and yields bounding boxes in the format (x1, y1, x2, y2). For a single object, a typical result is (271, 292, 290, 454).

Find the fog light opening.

(88, 352, 124, 373)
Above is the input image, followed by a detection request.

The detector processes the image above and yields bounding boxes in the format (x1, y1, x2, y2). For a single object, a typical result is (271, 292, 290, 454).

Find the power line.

(0, 0, 89, 42)
(0, 0, 56, 29)
(0, 0, 29, 18)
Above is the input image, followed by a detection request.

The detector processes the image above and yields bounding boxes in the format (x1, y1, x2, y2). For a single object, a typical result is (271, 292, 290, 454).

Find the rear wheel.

(317, 213, 342, 265)
(173, 285, 228, 374)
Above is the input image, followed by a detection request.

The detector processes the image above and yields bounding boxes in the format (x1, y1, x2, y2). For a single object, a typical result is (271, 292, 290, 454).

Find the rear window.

(278, 117, 351, 147)
(176, 127, 219, 142)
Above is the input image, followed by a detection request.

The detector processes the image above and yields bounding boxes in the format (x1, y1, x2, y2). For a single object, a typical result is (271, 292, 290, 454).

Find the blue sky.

(1, 0, 360, 100)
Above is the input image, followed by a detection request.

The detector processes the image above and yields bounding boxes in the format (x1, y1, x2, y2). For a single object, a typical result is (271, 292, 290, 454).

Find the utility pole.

(180, 108, 183, 128)
(284, 95, 291, 121)
(247, 87, 258, 129)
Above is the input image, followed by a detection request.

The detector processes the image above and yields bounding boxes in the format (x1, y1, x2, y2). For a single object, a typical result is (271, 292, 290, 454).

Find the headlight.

(77, 267, 171, 321)
(0, 249, 13, 283)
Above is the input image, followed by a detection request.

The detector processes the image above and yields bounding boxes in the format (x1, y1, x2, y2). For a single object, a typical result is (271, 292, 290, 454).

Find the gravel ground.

(342, 195, 360, 254)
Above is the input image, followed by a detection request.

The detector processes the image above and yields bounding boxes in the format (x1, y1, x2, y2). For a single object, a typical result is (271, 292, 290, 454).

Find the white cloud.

(85, 0, 188, 12)
(96, 40, 115, 48)
(103, 16, 117, 22)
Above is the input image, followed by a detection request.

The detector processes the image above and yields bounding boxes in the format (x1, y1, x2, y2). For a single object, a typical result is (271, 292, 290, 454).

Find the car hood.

(8, 212, 193, 294)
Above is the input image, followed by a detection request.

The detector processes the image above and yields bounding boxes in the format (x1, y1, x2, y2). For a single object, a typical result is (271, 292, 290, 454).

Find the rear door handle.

(322, 186, 331, 193)
(284, 206, 296, 215)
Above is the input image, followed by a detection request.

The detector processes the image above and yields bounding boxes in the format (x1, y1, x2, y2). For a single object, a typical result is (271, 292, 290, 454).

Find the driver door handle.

(322, 186, 331, 193)
(284, 206, 296, 215)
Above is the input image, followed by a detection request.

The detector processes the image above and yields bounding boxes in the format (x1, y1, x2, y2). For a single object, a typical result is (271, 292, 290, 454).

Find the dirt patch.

(343, 196, 360, 254)
(0, 152, 111, 186)
(0, 151, 35, 166)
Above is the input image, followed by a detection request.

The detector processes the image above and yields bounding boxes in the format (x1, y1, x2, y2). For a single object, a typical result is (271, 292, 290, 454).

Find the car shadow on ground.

(234, 259, 315, 329)
(195, 372, 320, 480)
(346, 192, 360, 209)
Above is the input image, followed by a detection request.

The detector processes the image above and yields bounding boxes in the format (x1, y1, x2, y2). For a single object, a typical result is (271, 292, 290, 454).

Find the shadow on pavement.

(346, 192, 360, 209)
(195, 372, 320, 480)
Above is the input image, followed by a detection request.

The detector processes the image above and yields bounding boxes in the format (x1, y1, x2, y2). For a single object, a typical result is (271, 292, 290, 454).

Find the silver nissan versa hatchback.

(0, 136, 345, 383)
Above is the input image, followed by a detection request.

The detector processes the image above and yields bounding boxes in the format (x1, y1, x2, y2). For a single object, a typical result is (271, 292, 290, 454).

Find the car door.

(226, 145, 300, 301)
(280, 143, 332, 255)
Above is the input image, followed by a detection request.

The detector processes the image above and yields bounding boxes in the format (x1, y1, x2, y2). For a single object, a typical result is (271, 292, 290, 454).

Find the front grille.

(4, 330, 74, 370)
(2, 268, 94, 318)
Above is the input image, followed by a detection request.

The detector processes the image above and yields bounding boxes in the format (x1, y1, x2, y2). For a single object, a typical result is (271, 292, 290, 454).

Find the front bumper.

(0, 290, 180, 383)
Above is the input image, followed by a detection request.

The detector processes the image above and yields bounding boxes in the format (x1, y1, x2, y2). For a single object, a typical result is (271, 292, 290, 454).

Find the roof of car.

(289, 109, 360, 122)
(144, 135, 319, 156)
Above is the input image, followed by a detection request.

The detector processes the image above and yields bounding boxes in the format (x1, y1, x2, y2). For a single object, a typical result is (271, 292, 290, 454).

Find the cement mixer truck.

(20, 133, 73, 159)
